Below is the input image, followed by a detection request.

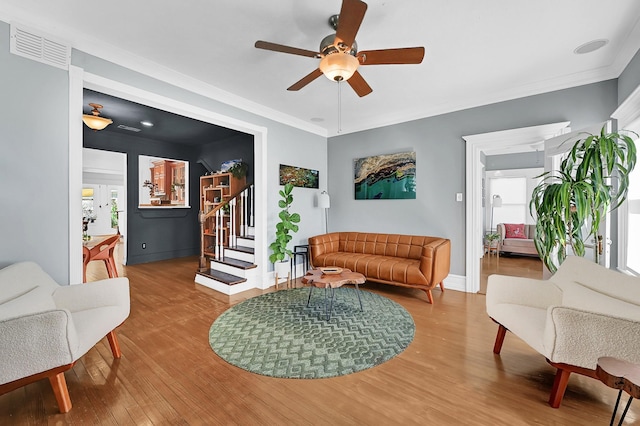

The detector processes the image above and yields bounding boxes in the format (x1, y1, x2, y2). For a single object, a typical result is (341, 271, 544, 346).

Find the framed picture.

(354, 151, 416, 199)
(279, 164, 319, 189)
(139, 155, 190, 208)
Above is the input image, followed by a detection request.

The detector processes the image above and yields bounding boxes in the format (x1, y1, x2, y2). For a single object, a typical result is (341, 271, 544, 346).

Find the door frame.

(68, 66, 268, 284)
(463, 121, 570, 293)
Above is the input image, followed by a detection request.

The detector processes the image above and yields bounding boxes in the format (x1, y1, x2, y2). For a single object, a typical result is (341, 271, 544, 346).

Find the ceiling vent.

(10, 24, 70, 70)
(117, 124, 142, 132)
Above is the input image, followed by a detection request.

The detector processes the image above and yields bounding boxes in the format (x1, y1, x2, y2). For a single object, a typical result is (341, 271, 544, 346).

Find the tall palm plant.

(530, 127, 637, 272)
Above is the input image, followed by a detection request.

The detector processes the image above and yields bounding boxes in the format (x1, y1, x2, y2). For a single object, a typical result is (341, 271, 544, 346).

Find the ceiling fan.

(255, 0, 425, 97)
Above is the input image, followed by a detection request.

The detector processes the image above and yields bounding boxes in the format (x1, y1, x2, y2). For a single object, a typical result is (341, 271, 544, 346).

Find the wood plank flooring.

(1, 252, 635, 425)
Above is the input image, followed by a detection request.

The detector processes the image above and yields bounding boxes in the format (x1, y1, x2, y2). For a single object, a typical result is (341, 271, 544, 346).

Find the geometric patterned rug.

(209, 287, 415, 379)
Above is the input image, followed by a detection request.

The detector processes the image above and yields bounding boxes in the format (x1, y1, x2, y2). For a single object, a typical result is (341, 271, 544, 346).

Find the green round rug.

(209, 287, 415, 379)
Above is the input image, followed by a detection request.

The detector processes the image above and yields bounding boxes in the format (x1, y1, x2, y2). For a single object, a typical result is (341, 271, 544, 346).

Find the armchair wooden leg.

(493, 324, 508, 354)
(48, 372, 72, 413)
(107, 330, 122, 359)
(549, 368, 571, 408)
(438, 281, 445, 292)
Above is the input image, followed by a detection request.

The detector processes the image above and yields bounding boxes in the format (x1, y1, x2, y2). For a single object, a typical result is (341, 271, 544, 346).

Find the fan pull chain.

(337, 81, 342, 134)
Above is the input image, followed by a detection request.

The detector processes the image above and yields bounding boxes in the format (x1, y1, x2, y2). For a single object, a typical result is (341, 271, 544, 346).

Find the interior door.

(542, 121, 611, 267)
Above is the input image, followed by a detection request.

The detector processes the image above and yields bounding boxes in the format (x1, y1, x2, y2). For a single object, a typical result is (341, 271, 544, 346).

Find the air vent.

(10, 24, 70, 70)
(117, 124, 142, 132)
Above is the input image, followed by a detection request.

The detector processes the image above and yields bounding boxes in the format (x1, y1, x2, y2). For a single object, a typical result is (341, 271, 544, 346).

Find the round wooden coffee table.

(302, 268, 366, 320)
(596, 357, 640, 425)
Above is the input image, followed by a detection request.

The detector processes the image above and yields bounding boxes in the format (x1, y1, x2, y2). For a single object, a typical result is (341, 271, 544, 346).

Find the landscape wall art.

(279, 164, 319, 189)
(354, 151, 416, 200)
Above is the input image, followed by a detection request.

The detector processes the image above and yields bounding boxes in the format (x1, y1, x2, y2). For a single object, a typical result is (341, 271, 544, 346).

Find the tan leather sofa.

(308, 232, 451, 304)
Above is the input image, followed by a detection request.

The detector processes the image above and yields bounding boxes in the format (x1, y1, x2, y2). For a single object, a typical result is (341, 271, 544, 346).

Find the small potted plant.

(228, 161, 249, 180)
(269, 183, 301, 277)
(485, 232, 500, 248)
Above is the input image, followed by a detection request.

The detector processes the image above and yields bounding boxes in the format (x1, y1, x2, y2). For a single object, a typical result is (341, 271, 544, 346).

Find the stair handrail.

(202, 182, 253, 221)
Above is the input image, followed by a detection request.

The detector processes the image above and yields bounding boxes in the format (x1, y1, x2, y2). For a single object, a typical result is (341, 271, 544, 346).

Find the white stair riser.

(224, 249, 254, 263)
(235, 237, 255, 248)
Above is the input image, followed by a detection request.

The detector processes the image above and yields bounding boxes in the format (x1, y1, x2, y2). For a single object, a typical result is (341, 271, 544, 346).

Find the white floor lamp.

(490, 194, 502, 232)
(319, 191, 331, 233)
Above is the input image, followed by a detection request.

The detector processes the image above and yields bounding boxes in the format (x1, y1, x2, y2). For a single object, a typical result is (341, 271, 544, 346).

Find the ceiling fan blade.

(255, 41, 319, 58)
(347, 70, 372, 97)
(334, 0, 368, 48)
(357, 47, 425, 65)
(287, 69, 324, 91)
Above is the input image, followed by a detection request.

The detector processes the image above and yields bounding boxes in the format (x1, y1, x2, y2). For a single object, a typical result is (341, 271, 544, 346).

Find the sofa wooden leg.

(438, 281, 445, 292)
(48, 372, 72, 413)
(424, 289, 434, 304)
(549, 368, 571, 408)
(493, 324, 507, 354)
(107, 330, 122, 359)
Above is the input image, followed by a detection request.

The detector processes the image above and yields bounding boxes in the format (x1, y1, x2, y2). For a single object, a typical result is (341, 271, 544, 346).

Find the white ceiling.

(2, 1, 640, 137)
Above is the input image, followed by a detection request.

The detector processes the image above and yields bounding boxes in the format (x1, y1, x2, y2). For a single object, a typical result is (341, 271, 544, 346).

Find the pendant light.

(82, 103, 113, 131)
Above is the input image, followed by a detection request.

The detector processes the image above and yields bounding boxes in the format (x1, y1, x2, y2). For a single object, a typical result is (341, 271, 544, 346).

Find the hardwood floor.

(479, 252, 544, 295)
(1, 254, 635, 425)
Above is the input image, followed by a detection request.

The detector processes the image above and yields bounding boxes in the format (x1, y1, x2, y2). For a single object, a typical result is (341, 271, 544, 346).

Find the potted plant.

(485, 232, 500, 248)
(269, 183, 301, 275)
(530, 126, 637, 273)
(228, 161, 249, 179)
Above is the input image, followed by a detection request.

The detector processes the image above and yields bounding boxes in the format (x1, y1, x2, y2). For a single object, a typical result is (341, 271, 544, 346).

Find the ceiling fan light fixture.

(82, 103, 113, 131)
(319, 53, 359, 82)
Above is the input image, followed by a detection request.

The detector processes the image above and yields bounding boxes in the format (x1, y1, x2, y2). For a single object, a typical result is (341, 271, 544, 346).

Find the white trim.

(69, 65, 84, 283)
(463, 122, 570, 293)
(613, 85, 640, 128)
(69, 71, 269, 287)
(613, 88, 640, 272)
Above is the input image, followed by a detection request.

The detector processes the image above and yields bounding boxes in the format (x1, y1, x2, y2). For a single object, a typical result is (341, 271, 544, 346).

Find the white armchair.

(486, 256, 640, 407)
(0, 261, 130, 413)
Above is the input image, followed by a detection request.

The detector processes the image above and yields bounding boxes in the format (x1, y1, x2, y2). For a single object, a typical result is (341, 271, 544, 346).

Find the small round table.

(301, 268, 366, 320)
(596, 357, 640, 426)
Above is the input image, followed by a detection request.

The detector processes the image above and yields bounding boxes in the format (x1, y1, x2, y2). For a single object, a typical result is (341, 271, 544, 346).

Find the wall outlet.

(142, 243, 146, 249)
(456, 192, 463, 202)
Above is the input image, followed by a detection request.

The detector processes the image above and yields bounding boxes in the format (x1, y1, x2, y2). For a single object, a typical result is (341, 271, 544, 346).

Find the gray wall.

(327, 80, 619, 276)
(618, 48, 640, 104)
(199, 134, 255, 183)
(0, 22, 70, 282)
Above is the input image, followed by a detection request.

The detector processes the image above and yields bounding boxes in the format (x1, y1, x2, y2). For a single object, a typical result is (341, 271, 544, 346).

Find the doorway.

(463, 121, 571, 293)
(68, 67, 268, 285)
(83, 147, 127, 266)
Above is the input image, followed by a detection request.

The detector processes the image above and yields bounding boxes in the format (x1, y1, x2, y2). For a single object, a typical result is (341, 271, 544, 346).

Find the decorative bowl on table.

(319, 267, 343, 275)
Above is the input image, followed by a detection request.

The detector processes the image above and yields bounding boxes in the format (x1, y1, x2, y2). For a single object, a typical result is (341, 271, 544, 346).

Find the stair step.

(241, 235, 255, 240)
(227, 245, 254, 254)
(196, 269, 246, 285)
(211, 257, 257, 270)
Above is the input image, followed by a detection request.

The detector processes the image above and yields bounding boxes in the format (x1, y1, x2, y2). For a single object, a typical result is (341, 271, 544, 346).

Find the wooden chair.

(84, 235, 120, 282)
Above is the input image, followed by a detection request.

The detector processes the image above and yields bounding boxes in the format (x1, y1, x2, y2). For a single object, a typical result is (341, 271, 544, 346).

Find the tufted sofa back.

(310, 232, 445, 260)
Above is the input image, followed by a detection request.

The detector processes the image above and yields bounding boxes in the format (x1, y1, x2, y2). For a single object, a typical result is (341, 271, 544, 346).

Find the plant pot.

(274, 260, 289, 277)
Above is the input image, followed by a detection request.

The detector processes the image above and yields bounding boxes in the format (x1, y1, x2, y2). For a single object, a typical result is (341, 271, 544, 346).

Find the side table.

(291, 244, 310, 282)
(596, 356, 640, 425)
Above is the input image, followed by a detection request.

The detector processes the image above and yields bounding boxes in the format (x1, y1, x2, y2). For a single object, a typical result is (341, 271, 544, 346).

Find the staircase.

(195, 181, 259, 295)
